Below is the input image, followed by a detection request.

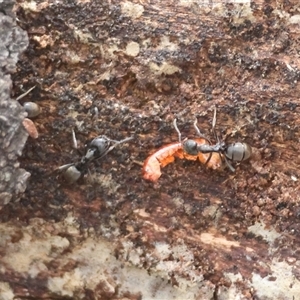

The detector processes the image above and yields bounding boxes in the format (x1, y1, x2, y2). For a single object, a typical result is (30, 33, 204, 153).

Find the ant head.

(84, 136, 111, 161)
(183, 139, 198, 156)
(89, 136, 111, 156)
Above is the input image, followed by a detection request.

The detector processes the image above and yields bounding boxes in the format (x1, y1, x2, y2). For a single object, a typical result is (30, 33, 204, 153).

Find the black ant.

(58, 131, 133, 183)
(173, 106, 252, 172)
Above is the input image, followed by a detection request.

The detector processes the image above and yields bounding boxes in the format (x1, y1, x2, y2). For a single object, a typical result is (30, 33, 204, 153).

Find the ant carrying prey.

(142, 113, 222, 182)
(174, 106, 252, 172)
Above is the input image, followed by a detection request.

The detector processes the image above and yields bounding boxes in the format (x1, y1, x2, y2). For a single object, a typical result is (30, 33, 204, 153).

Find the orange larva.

(142, 138, 222, 182)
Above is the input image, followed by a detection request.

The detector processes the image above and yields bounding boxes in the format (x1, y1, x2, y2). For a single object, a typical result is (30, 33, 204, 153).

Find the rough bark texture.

(1, 0, 300, 299)
(0, 0, 30, 207)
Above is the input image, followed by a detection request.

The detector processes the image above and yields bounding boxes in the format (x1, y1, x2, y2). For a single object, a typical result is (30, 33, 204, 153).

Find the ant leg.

(211, 105, 220, 143)
(87, 168, 94, 183)
(173, 119, 182, 143)
(224, 156, 235, 172)
(193, 118, 213, 165)
(92, 107, 99, 121)
(57, 162, 75, 172)
(212, 106, 236, 143)
(223, 121, 248, 143)
(204, 153, 213, 166)
(193, 118, 211, 143)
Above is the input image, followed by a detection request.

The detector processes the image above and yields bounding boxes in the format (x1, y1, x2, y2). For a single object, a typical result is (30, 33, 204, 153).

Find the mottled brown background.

(1, 0, 300, 299)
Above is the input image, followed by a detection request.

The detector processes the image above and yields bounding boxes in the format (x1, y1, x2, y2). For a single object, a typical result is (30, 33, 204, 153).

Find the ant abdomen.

(63, 165, 82, 183)
(225, 142, 252, 162)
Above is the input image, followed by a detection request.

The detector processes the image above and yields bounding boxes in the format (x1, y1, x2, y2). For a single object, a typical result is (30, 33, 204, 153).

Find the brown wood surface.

(1, 0, 300, 299)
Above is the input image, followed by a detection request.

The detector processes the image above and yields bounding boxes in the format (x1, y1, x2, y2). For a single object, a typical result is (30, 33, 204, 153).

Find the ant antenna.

(173, 119, 182, 143)
(110, 136, 134, 148)
(99, 136, 134, 160)
(193, 118, 211, 143)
